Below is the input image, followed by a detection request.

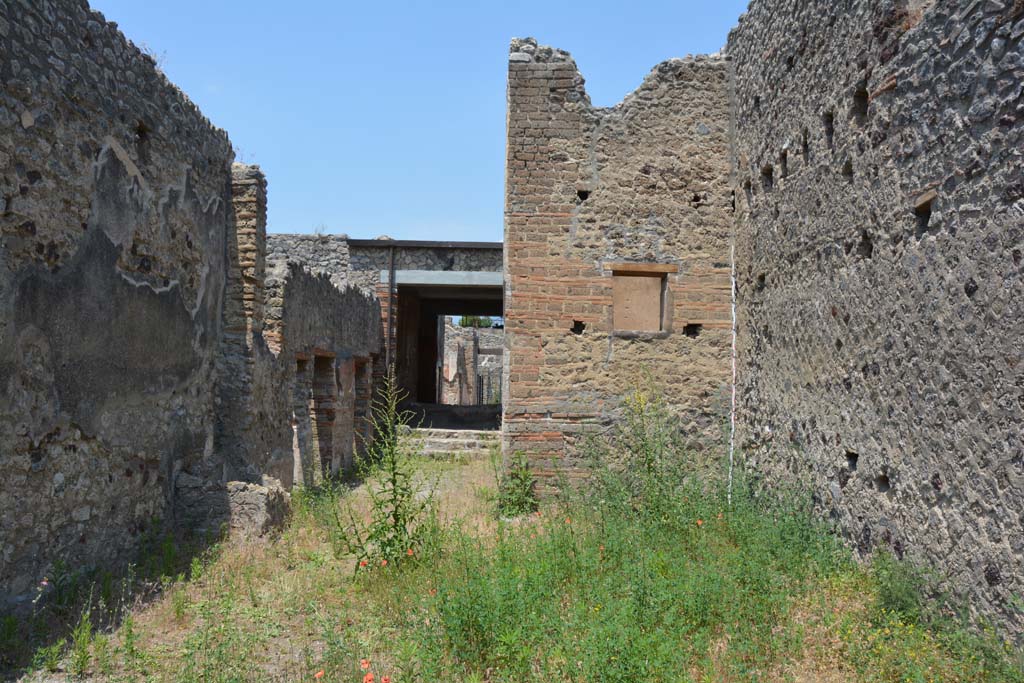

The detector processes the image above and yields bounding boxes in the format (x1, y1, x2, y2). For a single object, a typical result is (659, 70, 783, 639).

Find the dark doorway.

(391, 282, 503, 429)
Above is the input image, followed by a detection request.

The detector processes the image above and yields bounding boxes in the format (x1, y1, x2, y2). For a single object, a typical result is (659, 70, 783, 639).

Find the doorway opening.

(391, 282, 503, 430)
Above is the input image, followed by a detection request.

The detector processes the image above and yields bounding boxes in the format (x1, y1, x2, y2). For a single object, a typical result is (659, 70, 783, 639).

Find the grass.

(7, 392, 1024, 682)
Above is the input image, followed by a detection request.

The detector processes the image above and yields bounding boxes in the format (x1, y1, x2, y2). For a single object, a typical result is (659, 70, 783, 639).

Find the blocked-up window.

(612, 272, 665, 331)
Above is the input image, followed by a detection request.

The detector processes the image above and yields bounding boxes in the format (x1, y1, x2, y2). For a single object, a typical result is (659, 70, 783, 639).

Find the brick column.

(216, 164, 268, 479)
(503, 39, 591, 480)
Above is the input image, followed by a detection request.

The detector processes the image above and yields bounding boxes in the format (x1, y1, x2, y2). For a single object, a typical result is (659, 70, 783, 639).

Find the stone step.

(418, 440, 497, 453)
(411, 428, 500, 441)
(409, 428, 500, 459)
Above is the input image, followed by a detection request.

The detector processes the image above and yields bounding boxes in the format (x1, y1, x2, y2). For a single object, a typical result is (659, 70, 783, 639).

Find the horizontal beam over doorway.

(380, 270, 504, 287)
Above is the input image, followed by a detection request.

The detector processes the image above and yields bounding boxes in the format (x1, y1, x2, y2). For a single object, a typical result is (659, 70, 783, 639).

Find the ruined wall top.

(509, 37, 576, 64)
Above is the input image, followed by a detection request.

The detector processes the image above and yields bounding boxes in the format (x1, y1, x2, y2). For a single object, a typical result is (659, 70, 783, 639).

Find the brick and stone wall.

(503, 39, 733, 481)
(266, 235, 504, 295)
(268, 234, 503, 401)
(728, 0, 1024, 630)
(215, 176, 383, 489)
(0, 0, 233, 604)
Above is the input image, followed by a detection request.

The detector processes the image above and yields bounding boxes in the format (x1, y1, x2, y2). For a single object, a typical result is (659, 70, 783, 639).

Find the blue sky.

(91, 1, 750, 241)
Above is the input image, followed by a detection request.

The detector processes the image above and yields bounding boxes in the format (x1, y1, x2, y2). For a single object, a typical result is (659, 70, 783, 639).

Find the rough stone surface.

(266, 235, 503, 295)
(503, 38, 734, 481)
(0, 0, 233, 605)
(729, 0, 1024, 631)
(175, 474, 289, 538)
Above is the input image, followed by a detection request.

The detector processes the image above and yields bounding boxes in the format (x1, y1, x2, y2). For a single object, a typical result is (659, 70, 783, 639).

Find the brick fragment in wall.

(728, 0, 1024, 633)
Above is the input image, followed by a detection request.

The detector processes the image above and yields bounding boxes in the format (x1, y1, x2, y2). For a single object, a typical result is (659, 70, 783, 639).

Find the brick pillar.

(502, 39, 589, 477)
(216, 164, 268, 479)
(228, 164, 267, 344)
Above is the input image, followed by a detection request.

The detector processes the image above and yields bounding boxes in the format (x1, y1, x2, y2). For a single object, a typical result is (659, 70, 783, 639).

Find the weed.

(172, 584, 191, 623)
(328, 368, 435, 570)
(493, 448, 537, 517)
(92, 632, 113, 675)
(69, 608, 93, 677)
(121, 613, 137, 663)
(31, 639, 64, 673)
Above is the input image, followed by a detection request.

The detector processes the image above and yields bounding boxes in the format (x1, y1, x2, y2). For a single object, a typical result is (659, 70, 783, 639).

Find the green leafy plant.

(458, 315, 495, 328)
(31, 639, 64, 673)
(69, 607, 93, 677)
(328, 368, 435, 570)
(92, 632, 113, 675)
(171, 583, 191, 623)
(494, 448, 537, 516)
(871, 549, 926, 624)
(121, 613, 138, 663)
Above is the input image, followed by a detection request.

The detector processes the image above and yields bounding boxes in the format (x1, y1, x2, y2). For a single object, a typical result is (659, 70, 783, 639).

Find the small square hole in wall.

(683, 323, 702, 338)
(852, 80, 870, 124)
(914, 191, 936, 238)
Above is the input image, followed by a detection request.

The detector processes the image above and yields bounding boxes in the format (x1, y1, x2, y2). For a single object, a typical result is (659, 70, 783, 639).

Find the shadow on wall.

(0, 516, 235, 677)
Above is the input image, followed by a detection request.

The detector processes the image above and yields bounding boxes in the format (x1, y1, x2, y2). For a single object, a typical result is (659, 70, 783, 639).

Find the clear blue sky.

(90, 1, 749, 241)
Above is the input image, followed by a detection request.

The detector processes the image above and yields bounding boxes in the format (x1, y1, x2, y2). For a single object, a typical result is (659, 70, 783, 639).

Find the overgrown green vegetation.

(458, 315, 497, 328)
(5, 387, 1023, 682)
(492, 447, 538, 517)
(322, 370, 437, 571)
(0, 517, 224, 678)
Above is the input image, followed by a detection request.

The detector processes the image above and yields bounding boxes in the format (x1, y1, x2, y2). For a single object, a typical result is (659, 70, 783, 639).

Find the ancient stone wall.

(266, 234, 354, 291)
(269, 234, 503, 403)
(503, 39, 734, 481)
(216, 186, 382, 489)
(0, 0, 233, 603)
(262, 261, 382, 484)
(266, 236, 504, 294)
(728, 0, 1024, 630)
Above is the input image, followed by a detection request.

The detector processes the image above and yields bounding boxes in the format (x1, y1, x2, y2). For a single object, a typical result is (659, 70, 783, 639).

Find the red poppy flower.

(359, 560, 368, 568)
(696, 519, 704, 527)
(313, 671, 324, 680)
(380, 559, 388, 567)
(360, 659, 370, 670)
(363, 673, 374, 683)
(406, 548, 414, 556)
